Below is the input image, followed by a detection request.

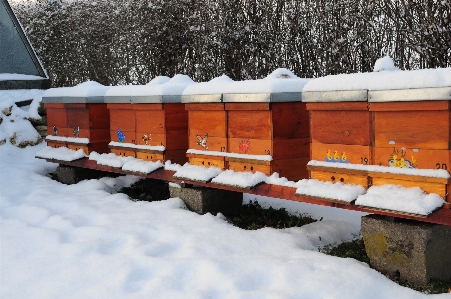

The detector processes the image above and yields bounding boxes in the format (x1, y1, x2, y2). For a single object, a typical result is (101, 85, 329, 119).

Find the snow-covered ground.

(2, 144, 448, 299)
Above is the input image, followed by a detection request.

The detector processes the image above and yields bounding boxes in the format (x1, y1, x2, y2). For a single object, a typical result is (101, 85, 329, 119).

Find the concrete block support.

(169, 184, 242, 216)
(56, 165, 115, 185)
(361, 215, 451, 285)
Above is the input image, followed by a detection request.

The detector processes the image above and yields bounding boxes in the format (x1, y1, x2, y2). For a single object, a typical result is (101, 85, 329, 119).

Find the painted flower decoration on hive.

(239, 139, 251, 153)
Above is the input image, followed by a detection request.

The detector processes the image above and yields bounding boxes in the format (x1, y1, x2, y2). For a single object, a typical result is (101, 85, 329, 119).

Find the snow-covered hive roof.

(42, 81, 110, 103)
(182, 68, 310, 103)
(303, 56, 451, 102)
(104, 75, 196, 104)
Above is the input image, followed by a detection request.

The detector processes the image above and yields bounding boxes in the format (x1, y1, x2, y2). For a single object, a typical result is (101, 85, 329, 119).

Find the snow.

(46, 135, 90, 144)
(265, 172, 298, 187)
(294, 179, 367, 203)
(146, 76, 171, 86)
(0, 89, 43, 145)
(0, 73, 46, 81)
(186, 148, 272, 161)
(173, 163, 223, 182)
(109, 141, 165, 152)
(121, 159, 163, 174)
(105, 74, 196, 97)
(308, 160, 451, 179)
(164, 160, 182, 171)
(35, 145, 86, 161)
(0, 142, 445, 298)
(182, 68, 310, 95)
(89, 152, 164, 174)
(303, 66, 451, 92)
(373, 55, 400, 72)
(356, 185, 445, 216)
(42, 81, 110, 98)
(211, 170, 268, 188)
(89, 151, 135, 168)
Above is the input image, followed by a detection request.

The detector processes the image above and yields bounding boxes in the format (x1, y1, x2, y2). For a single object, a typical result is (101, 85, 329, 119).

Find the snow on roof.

(355, 185, 445, 216)
(42, 81, 110, 103)
(0, 73, 46, 81)
(373, 55, 400, 72)
(104, 75, 196, 103)
(108, 75, 194, 96)
(102, 76, 172, 98)
(182, 68, 310, 99)
(146, 76, 171, 86)
(173, 163, 223, 183)
(35, 146, 86, 162)
(303, 56, 451, 96)
(295, 179, 366, 203)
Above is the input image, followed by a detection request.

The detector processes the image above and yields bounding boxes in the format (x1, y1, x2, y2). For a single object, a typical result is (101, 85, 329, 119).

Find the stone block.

(56, 165, 116, 185)
(361, 214, 451, 285)
(169, 184, 242, 216)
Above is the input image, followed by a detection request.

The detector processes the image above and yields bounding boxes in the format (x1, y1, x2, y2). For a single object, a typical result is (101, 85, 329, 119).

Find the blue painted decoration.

(117, 129, 126, 143)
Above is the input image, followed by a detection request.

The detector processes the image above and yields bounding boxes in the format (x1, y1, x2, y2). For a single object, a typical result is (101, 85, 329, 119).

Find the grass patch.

(322, 238, 370, 264)
(322, 239, 451, 294)
(397, 279, 451, 294)
(118, 178, 170, 202)
(227, 200, 317, 230)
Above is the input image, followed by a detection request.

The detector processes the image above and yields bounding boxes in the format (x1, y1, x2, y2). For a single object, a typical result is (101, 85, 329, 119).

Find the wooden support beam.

(51, 158, 451, 226)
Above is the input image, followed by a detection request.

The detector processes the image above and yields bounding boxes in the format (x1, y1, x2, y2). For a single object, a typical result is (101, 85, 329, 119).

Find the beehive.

(303, 66, 451, 203)
(368, 87, 451, 201)
(183, 94, 228, 169)
(304, 90, 372, 186)
(42, 81, 110, 155)
(369, 87, 451, 171)
(182, 70, 310, 181)
(104, 75, 193, 164)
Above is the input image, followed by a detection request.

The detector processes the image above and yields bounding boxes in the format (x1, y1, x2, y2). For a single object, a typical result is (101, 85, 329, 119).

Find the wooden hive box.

(104, 75, 193, 163)
(183, 94, 229, 169)
(304, 90, 372, 187)
(368, 87, 451, 202)
(223, 93, 310, 181)
(182, 71, 311, 181)
(42, 82, 110, 155)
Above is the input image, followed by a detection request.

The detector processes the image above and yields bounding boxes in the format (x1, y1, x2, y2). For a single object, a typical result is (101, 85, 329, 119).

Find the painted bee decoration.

(73, 126, 80, 138)
(52, 125, 58, 136)
(196, 133, 208, 151)
(142, 133, 152, 145)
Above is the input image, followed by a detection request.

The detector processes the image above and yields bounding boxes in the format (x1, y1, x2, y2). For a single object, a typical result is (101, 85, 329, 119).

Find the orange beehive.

(368, 87, 451, 201)
(42, 82, 111, 155)
(224, 96, 310, 181)
(183, 69, 311, 182)
(184, 97, 229, 169)
(104, 76, 193, 164)
(44, 103, 68, 139)
(369, 88, 451, 171)
(304, 77, 451, 203)
(304, 90, 372, 186)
